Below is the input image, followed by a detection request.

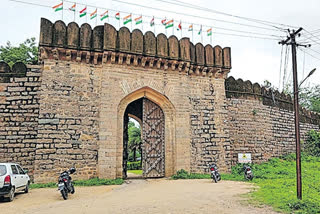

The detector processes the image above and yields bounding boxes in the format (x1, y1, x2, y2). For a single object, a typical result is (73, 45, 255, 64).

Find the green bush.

(30, 178, 123, 189)
(171, 169, 210, 180)
(304, 130, 320, 157)
(127, 161, 141, 170)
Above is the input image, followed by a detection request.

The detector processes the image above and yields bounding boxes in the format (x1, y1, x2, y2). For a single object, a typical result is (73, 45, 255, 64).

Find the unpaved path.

(1, 179, 279, 214)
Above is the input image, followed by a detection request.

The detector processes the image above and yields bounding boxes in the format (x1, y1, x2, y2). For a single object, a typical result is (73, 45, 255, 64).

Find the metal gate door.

(142, 98, 165, 178)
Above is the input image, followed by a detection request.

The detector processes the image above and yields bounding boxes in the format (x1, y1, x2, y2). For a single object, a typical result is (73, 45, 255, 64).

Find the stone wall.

(225, 77, 320, 165)
(0, 63, 42, 180)
(33, 61, 100, 183)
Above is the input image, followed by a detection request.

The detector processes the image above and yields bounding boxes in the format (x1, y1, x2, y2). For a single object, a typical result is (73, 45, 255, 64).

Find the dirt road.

(1, 179, 278, 214)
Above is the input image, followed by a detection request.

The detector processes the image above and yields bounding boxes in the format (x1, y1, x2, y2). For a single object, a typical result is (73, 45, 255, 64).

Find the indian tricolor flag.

(150, 17, 155, 27)
(115, 12, 120, 20)
(123, 14, 132, 25)
(161, 18, 166, 26)
(100, 10, 109, 21)
(188, 24, 193, 31)
(90, 9, 97, 20)
(177, 22, 182, 31)
(79, 7, 87, 18)
(165, 19, 173, 29)
(69, 3, 76, 12)
(198, 25, 202, 35)
(207, 28, 212, 36)
(135, 16, 142, 25)
(52, 2, 63, 12)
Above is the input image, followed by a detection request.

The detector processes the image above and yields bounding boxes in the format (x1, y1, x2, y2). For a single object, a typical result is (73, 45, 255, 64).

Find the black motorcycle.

(58, 167, 76, 200)
(243, 165, 253, 180)
(209, 164, 221, 183)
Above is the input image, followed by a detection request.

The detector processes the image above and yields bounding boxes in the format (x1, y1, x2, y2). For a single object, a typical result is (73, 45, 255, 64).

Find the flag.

(100, 10, 109, 21)
(79, 7, 87, 18)
(90, 9, 97, 20)
(115, 12, 120, 20)
(207, 28, 212, 36)
(150, 17, 155, 27)
(161, 18, 166, 26)
(52, 2, 63, 12)
(188, 24, 193, 31)
(177, 22, 182, 31)
(135, 16, 142, 25)
(198, 25, 202, 35)
(123, 14, 132, 25)
(69, 3, 76, 12)
(165, 19, 174, 29)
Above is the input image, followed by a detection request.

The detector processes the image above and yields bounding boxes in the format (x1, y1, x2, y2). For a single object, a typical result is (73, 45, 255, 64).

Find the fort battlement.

(225, 76, 320, 125)
(39, 18, 231, 78)
(0, 62, 28, 83)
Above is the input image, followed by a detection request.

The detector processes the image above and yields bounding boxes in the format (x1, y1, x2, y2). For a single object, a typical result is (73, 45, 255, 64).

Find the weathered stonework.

(0, 18, 319, 183)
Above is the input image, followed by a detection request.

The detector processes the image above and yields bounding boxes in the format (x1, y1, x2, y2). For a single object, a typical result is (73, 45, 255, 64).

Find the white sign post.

(238, 153, 252, 163)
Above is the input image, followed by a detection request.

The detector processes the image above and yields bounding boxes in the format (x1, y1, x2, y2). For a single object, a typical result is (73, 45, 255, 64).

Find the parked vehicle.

(209, 164, 221, 183)
(58, 168, 76, 200)
(243, 165, 253, 180)
(0, 163, 30, 202)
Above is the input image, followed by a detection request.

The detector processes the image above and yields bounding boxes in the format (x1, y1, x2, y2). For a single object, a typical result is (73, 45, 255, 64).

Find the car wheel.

(7, 187, 15, 202)
(25, 182, 30, 193)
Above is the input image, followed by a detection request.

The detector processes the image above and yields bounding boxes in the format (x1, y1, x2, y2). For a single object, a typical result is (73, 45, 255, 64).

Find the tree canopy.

(0, 37, 38, 66)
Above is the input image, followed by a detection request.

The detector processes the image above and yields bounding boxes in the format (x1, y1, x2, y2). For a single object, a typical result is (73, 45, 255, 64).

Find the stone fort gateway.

(0, 18, 319, 183)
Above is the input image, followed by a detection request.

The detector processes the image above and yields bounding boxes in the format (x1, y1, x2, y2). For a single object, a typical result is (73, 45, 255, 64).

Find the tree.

(0, 37, 38, 66)
(299, 85, 320, 113)
(128, 121, 142, 162)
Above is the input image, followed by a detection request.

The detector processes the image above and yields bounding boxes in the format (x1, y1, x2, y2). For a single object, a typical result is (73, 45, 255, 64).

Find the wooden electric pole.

(279, 28, 310, 200)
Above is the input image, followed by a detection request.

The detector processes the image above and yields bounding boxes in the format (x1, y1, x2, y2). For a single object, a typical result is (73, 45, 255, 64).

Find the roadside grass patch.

(127, 170, 143, 175)
(30, 178, 123, 189)
(171, 154, 320, 213)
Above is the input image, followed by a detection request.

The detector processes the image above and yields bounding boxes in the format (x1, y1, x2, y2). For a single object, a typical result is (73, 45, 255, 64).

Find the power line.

(108, 0, 285, 32)
(152, 0, 294, 30)
(8, 0, 285, 40)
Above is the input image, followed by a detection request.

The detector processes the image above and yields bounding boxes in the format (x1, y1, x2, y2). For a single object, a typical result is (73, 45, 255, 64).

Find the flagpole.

(141, 14, 143, 32)
(172, 19, 174, 36)
(95, 8, 97, 26)
(86, 5, 87, 23)
(192, 27, 194, 43)
(210, 30, 212, 44)
(62, 0, 64, 20)
(180, 20, 182, 38)
(165, 17, 167, 36)
(154, 17, 156, 35)
(131, 13, 133, 31)
(201, 25, 203, 43)
(73, 3, 76, 22)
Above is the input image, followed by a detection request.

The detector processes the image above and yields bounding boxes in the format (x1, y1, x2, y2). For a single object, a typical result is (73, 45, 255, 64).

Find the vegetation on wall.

(303, 129, 320, 157)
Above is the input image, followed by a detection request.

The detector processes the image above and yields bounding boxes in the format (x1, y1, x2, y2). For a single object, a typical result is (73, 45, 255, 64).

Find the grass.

(127, 170, 143, 175)
(30, 178, 124, 189)
(171, 154, 320, 213)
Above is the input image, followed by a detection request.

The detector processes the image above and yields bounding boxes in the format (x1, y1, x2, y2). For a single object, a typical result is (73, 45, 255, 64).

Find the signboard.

(238, 153, 252, 163)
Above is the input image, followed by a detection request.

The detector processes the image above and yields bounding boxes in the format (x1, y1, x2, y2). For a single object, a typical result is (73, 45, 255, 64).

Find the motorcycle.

(58, 167, 76, 200)
(209, 164, 221, 183)
(243, 165, 253, 180)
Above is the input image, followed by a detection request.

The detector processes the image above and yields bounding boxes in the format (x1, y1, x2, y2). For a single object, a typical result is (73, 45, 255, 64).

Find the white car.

(0, 163, 30, 202)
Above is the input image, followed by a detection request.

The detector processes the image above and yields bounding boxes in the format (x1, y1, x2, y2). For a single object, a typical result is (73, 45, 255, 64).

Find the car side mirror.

(24, 169, 28, 174)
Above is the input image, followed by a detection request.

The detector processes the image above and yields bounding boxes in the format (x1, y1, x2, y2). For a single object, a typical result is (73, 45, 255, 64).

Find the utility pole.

(279, 28, 310, 200)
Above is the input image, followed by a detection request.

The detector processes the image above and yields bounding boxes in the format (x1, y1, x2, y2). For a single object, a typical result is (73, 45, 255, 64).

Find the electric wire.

(8, 0, 285, 40)
(152, 0, 294, 30)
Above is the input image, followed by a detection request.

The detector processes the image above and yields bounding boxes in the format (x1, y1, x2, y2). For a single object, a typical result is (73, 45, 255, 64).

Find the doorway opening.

(123, 97, 165, 179)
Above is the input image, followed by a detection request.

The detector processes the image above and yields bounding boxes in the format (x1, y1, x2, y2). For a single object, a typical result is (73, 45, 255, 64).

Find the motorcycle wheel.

(217, 174, 221, 181)
(248, 174, 253, 181)
(70, 184, 75, 194)
(213, 174, 217, 183)
(61, 189, 68, 200)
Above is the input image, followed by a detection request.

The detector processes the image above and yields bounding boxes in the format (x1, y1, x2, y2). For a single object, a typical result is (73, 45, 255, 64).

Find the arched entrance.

(123, 98, 165, 178)
(117, 87, 176, 179)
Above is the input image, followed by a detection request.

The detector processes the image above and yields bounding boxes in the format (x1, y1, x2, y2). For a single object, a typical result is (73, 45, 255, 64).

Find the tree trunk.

(133, 147, 136, 161)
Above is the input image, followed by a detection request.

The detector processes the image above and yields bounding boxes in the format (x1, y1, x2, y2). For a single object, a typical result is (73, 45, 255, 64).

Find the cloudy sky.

(1, 0, 319, 89)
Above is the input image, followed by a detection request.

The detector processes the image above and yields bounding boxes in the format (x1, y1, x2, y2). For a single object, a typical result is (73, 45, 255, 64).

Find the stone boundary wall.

(38, 18, 231, 76)
(0, 63, 42, 179)
(225, 76, 320, 165)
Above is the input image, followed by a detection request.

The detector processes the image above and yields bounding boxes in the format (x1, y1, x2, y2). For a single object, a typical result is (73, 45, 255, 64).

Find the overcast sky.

(1, 0, 319, 89)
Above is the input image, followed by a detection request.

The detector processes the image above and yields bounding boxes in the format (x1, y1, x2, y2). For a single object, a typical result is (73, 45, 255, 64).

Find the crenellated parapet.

(0, 62, 27, 83)
(39, 18, 231, 78)
(225, 76, 320, 125)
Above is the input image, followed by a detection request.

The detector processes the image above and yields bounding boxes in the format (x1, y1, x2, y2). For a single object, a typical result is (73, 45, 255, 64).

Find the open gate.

(142, 99, 165, 178)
